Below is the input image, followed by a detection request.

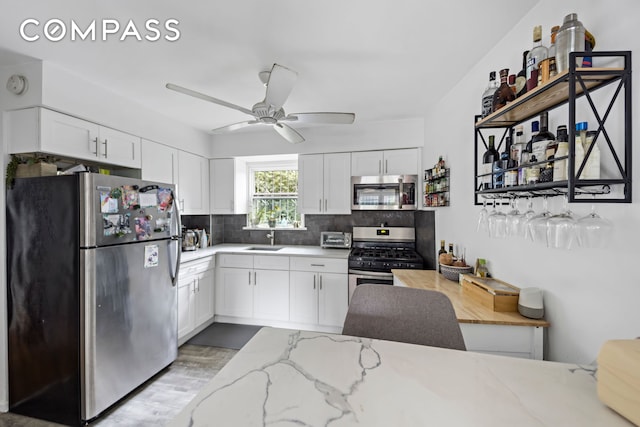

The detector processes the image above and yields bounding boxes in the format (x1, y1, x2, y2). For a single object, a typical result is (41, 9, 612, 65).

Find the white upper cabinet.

(141, 140, 178, 185)
(6, 107, 141, 169)
(178, 151, 210, 214)
(210, 158, 247, 214)
(351, 148, 420, 176)
(298, 152, 350, 215)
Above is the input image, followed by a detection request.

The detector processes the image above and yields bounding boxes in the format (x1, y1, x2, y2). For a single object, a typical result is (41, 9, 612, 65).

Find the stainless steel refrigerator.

(6, 172, 181, 426)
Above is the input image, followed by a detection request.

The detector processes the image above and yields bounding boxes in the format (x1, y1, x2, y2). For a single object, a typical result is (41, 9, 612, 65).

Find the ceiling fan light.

(258, 70, 270, 86)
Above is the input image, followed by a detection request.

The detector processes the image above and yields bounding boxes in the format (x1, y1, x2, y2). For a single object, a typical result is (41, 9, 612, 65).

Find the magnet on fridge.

(122, 185, 140, 210)
(144, 244, 159, 268)
(135, 216, 151, 240)
(100, 191, 118, 213)
(139, 192, 157, 208)
(157, 188, 173, 212)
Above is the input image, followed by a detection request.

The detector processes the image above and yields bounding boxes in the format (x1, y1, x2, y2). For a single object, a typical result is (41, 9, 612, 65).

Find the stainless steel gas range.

(348, 226, 424, 301)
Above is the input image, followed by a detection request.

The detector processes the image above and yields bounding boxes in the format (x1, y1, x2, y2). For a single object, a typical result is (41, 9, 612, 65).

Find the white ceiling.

(0, 0, 539, 136)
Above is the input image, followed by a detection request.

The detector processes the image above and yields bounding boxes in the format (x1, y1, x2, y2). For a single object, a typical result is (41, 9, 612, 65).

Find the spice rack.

(473, 51, 632, 205)
(424, 167, 449, 207)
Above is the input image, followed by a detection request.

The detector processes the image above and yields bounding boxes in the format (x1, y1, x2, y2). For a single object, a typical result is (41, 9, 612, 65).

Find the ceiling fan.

(166, 63, 355, 144)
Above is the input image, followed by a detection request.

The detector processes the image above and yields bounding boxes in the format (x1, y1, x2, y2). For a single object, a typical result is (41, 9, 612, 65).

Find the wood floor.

(0, 345, 237, 427)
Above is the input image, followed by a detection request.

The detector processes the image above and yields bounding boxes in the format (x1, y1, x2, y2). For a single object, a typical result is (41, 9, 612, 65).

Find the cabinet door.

(210, 158, 234, 214)
(141, 140, 178, 185)
(318, 273, 348, 328)
(40, 108, 100, 161)
(178, 151, 210, 214)
(323, 152, 351, 214)
(194, 269, 215, 326)
(253, 269, 289, 321)
(351, 151, 383, 176)
(177, 276, 196, 339)
(383, 148, 419, 175)
(98, 126, 141, 168)
(289, 271, 318, 324)
(298, 154, 324, 214)
(215, 267, 253, 317)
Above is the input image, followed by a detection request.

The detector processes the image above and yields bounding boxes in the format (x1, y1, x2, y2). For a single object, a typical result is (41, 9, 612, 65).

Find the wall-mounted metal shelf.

(474, 51, 632, 205)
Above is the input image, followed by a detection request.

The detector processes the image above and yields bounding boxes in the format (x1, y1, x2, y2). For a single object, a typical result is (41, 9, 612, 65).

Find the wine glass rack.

(473, 51, 632, 205)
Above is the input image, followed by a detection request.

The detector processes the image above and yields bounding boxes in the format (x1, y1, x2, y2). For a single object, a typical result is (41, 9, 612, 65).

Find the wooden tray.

(461, 274, 520, 312)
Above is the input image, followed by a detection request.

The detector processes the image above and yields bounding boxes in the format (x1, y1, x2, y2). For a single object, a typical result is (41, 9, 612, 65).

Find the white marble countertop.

(167, 327, 631, 427)
(180, 244, 350, 263)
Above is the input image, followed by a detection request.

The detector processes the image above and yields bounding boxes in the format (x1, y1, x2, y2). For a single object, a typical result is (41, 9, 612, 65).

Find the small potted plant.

(6, 154, 58, 189)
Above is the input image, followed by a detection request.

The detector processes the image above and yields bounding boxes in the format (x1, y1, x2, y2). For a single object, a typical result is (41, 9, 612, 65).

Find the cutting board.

(597, 339, 640, 426)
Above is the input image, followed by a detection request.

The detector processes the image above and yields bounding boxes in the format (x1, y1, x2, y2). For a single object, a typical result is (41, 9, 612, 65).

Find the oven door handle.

(348, 269, 394, 278)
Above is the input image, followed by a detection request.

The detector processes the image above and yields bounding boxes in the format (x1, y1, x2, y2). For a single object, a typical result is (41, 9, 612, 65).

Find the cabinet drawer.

(254, 255, 289, 270)
(217, 253, 254, 269)
(290, 257, 347, 274)
(180, 256, 214, 278)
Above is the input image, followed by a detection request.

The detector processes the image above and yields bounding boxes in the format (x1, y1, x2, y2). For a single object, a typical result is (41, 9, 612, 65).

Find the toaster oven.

(320, 231, 352, 249)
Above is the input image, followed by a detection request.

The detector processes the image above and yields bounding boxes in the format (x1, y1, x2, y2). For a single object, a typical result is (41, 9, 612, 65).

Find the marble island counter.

(167, 327, 631, 427)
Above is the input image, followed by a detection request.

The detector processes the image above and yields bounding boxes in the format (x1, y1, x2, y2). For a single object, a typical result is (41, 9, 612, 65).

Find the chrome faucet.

(266, 231, 275, 246)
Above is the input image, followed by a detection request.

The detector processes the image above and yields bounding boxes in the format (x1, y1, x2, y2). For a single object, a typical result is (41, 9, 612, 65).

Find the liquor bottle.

(548, 25, 560, 60)
(482, 135, 500, 190)
(546, 125, 565, 161)
(525, 155, 541, 185)
(553, 125, 569, 182)
(481, 72, 498, 118)
(492, 68, 515, 112)
(508, 74, 517, 97)
(476, 258, 489, 277)
(573, 122, 587, 179)
(438, 240, 447, 272)
(448, 243, 455, 260)
(530, 112, 555, 162)
(502, 136, 517, 187)
(526, 26, 548, 91)
(510, 125, 525, 166)
(525, 120, 540, 154)
(516, 50, 529, 98)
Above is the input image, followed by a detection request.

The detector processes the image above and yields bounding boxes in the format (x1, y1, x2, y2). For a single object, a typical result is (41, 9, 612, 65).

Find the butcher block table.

(392, 269, 550, 359)
(167, 327, 631, 427)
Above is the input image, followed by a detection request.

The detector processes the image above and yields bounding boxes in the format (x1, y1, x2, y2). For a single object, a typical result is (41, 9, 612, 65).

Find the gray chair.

(342, 284, 466, 351)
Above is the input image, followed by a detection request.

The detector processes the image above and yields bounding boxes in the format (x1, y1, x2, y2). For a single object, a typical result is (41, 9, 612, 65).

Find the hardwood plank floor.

(0, 345, 237, 427)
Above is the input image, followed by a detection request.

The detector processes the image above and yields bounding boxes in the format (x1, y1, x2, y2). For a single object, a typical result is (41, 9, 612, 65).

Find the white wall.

(210, 117, 424, 157)
(424, 0, 640, 363)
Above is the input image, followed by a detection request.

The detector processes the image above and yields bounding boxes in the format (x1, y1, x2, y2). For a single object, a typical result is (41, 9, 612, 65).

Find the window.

(247, 157, 301, 228)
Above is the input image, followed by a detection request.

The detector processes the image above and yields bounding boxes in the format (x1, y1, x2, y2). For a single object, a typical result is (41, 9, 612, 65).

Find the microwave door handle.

(398, 178, 403, 208)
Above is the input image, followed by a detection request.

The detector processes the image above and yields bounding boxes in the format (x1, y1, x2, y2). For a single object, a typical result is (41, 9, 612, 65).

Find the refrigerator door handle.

(170, 191, 182, 286)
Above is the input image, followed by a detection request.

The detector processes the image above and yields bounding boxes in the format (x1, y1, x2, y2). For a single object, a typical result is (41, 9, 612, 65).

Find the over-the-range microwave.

(351, 175, 418, 210)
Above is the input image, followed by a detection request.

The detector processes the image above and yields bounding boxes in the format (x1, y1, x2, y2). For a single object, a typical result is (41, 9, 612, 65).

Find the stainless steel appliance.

(351, 175, 418, 210)
(320, 231, 352, 249)
(182, 228, 200, 251)
(6, 173, 181, 426)
(348, 226, 423, 301)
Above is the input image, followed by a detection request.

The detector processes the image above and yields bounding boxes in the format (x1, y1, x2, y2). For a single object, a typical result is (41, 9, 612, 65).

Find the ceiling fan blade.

(273, 123, 305, 144)
(211, 120, 258, 133)
(166, 83, 255, 117)
(264, 64, 298, 110)
(281, 112, 355, 125)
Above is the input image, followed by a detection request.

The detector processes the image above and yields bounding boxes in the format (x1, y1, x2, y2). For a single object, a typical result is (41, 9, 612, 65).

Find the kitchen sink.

(244, 246, 283, 251)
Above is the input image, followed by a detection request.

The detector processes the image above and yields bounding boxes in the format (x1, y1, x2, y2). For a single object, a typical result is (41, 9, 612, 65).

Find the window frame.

(245, 158, 303, 229)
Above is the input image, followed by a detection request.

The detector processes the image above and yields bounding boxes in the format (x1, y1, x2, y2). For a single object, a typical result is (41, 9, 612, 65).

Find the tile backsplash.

(195, 211, 436, 269)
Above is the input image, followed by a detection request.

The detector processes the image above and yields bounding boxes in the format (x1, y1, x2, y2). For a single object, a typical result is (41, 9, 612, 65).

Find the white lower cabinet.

(289, 257, 349, 329)
(216, 254, 290, 322)
(178, 257, 215, 344)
